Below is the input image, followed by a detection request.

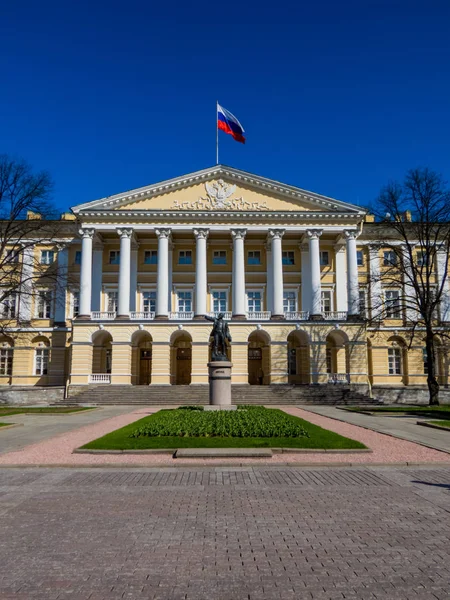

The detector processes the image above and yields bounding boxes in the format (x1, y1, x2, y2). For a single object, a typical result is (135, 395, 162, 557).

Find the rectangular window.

(177, 291, 192, 312)
(74, 251, 82, 265)
(106, 291, 118, 312)
(283, 291, 296, 312)
(142, 291, 156, 313)
(321, 290, 332, 313)
(213, 250, 227, 265)
(385, 290, 401, 318)
(35, 348, 49, 376)
(388, 348, 402, 375)
(2, 293, 17, 319)
(247, 251, 261, 265)
(423, 348, 428, 375)
(40, 250, 55, 265)
(5, 249, 20, 263)
(109, 251, 120, 265)
(247, 291, 262, 312)
(282, 251, 295, 266)
(320, 251, 329, 266)
(417, 251, 429, 267)
(357, 250, 364, 266)
(0, 348, 12, 376)
(359, 290, 366, 316)
(36, 291, 52, 319)
(383, 250, 397, 266)
(178, 250, 192, 265)
(144, 250, 158, 265)
(72, 291, 80, 317)
(212, 290, 227, 313)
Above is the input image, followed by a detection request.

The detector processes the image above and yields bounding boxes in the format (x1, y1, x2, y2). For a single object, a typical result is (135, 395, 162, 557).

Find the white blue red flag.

(217, 103, 246, 144)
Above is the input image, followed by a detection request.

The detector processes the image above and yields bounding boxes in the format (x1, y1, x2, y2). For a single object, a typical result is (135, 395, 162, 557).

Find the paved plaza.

(0, 465, 449, 599)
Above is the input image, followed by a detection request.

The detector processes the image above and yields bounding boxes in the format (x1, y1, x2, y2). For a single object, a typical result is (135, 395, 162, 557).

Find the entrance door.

(248, 347, 263, 385)
(139, 349, 152, 385)
(176, 347, 192, 385)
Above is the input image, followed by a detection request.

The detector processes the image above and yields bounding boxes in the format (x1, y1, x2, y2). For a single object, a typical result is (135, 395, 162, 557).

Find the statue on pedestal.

(205, 313, 232, 361)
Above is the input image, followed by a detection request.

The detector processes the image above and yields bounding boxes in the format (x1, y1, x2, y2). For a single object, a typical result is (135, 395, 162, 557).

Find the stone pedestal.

(207, 360, 233, 408)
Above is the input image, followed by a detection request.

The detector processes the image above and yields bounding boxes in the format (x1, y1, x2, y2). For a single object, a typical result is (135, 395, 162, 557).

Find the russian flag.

(217, 103, 246, 144)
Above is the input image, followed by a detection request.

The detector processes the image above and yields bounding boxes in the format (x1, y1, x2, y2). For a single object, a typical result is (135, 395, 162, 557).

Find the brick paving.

(0, 466, 449, 599)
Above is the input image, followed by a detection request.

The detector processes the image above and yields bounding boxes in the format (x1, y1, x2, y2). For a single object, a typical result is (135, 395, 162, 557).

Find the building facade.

(1, 166, 449, 397)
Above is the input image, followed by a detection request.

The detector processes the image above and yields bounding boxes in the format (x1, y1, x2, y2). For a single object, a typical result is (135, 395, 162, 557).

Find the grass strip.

(428, 420, 450, 428)
(0, 422, 12, 427)
(0, 407, 95, 417)
(82, 408, 366, 450)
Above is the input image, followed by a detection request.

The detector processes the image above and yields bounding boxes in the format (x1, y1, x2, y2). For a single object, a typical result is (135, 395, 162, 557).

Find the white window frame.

(321, 289, 333, 313)
(35, 346, 49, 376)
(384, 289, 401, 319)
(212, 250, 227, 265)
(1, 292, 17, 319)
(383, 250, 397, 266)
(178, 250, 192, 265)
(40, 250, 55, 265)
(5, 249, 20, 264)
(211, 289, 228, 313)
(177, 289, 193, 312)
(70, 290, 80, 318)
(109, 250, 120, 265)
(282, 251, 295, 266)
(359, 288, 367, 317)
(319, 251, 329, 266)
(388, 347, 402, 375)
(246, 288, 264, 312)
(140, 288, 157, 313)
(356, 250, 364, 267)
(283, 289, 297, 312)
(0, 347, 13, 376)
(247, 251, 261, 266)
(416, 251, 429, 267)
(35, 290, 53, 319)
(74, 250, 82, 265)
(144, 250, 158, 265)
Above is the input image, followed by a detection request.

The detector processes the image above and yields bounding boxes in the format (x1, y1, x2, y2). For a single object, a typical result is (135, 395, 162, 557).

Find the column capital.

(267, 228, 285, 241)
(343, 229, 360, 240)
(306, 229, 323, 240)
(117, 228, 134, 239)
(155, 228, 172, 239)
(193, 228, 210, 240)
(79, 228, 95, 239)
(231, 228, 247, 241)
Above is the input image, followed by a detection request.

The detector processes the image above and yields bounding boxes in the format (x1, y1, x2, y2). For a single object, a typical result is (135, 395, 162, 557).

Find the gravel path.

(0, 405, 448, 466)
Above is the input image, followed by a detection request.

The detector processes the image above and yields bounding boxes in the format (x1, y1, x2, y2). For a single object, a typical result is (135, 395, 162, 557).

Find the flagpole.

(216, 100, 219, 165)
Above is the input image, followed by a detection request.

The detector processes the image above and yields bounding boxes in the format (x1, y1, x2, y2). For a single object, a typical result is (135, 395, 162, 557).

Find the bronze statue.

(205, 313, 232, 361)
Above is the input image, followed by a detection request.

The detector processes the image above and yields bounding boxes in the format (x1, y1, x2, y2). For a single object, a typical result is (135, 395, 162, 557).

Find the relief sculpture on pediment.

(170, 180, 269, 211)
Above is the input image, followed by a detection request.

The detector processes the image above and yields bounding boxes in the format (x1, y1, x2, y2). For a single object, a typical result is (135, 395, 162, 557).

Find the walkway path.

(301, 406, 450, 454)
(0, 465, 449, 599)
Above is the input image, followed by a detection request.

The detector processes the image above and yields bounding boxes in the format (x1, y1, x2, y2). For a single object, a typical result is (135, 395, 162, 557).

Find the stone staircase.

(61, 384, 380, 407)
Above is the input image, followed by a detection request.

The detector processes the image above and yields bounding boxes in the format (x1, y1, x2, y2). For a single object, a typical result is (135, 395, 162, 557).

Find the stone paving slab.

(175, 448, 273, 458)
(0, 466, 448, 599)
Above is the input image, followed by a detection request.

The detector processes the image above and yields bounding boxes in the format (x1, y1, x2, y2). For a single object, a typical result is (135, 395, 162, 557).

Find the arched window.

(0, 338, 13, 376)
(388, 347, 402, 375)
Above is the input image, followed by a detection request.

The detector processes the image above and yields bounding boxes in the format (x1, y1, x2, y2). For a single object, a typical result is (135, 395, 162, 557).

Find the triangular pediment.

(72, 165, 365, 215)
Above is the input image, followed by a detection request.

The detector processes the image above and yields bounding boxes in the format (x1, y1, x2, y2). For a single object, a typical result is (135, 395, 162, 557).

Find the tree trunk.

(425, 330, 440, 405)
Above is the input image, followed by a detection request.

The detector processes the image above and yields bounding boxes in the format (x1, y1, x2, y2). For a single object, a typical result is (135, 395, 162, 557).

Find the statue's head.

(217, 313, 224, 319)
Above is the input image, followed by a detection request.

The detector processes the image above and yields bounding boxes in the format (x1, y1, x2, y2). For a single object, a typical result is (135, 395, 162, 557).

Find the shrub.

(130, 407, 309, 439)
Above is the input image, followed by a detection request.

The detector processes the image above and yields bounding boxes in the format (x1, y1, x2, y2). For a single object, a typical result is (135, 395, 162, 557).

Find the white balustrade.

(130, 311, 155, 320)
(169, 311, 194, 320)
(247, 311, 271, 320)
(323, 311, 347, 321)
(328, 373, 350, 384)
(91, 311, 116, 320)
(207, 311, 232, 320)
(89, 374, 111, 384)
(284, 311, 309, 321)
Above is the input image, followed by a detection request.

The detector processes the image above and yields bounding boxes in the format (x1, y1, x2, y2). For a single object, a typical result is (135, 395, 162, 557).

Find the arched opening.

(131, 331, 153, 385)
(287, 330, 310, 384)
(367, 338, 374, 385)
(326, 330, 350, 383)
(170, 330, 192, 385)
(31, 335, 51, 381)
(91, 331, 113, 376)
(434, 336, 448, 387)
(248, 330, 271, 385)
(0, 336, 14, 382)
(387, 336, 408, 385)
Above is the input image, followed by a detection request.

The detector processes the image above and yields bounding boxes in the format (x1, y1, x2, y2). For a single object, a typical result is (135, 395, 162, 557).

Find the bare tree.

(367, 168, 450, 405)
(0, 154, 65, 335)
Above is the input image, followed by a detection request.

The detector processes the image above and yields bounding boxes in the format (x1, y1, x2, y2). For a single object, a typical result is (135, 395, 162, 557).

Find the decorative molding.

(117, 228, 134, 239)
(343, 229, 360, 240)
(170, 180, 269, 212)
(306, 229, 323, 240)
(267, 228, 286, 240)
(155, 228, 172, 239)
(79, 228, 95, 239)
(193, 228, 210, 240)
(230, 229, 247, 241)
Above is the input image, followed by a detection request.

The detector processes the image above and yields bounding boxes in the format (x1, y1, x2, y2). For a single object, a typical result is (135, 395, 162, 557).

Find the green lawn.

(82, 408, 366, 450)
(345, 405, 450, 418)
(0, 407, 95, 417)
(0, 422, 12, 427)
(428, 420, 450, 429)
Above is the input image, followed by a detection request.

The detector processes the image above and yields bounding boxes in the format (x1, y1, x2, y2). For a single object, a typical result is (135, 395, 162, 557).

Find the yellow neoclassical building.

(1, 165, 449, 403)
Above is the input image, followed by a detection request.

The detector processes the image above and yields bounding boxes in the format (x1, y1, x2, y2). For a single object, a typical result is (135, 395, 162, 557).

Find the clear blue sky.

(1, 0, 449, 212)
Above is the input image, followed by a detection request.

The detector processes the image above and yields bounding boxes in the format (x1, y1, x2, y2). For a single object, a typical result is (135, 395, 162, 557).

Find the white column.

(117, 228, 133, 317)
(368, 245, 382, 320)
(334, 244, 348, 312)
(307, 229, 323, 317)
(54, 246, 69, 323)
(300, 243, 311, 313)
(130, 243, 138, 312)
(79, 229, 95, 317)
(168, 242, 173, 312)
(194, 228, 209, 317)
(266, 244, 273, 313)
(91, 243, 103, 312)
(155, 229, 171, 318)
(19, 244, 35, 322)
(231, 229, 247, 318)
(436, 249, 450, 322)
(268, 229, 285, 318)
(402, 244, 416, 322)
(344, 230, 360, 316)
